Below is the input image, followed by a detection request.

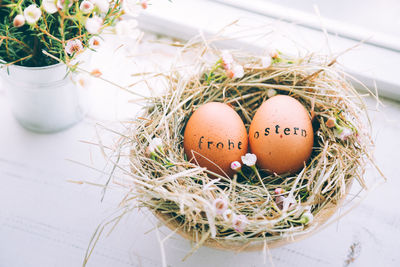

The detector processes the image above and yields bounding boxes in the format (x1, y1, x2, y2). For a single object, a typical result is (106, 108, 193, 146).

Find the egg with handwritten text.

(249, 95, 313, 174)
(184, 102, 248, 177)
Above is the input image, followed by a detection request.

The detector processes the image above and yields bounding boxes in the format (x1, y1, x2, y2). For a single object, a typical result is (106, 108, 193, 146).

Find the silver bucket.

(0, 62, 88, 133)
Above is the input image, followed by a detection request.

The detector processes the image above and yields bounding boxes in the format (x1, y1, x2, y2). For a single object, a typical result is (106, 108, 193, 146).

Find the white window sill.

(138, 0, 400, 101)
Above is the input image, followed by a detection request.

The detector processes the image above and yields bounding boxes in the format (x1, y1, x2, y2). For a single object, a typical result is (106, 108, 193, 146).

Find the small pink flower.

(230, 161, 242, 172)
(232, 214, 248, 233)
(223, 209, 235, 222)
(80, 0, 94, 14)
(65, 39, 83, 55)
(213, 198, 228, 215)
(88, 36, 102, 49)
(13, 14, 25, 27)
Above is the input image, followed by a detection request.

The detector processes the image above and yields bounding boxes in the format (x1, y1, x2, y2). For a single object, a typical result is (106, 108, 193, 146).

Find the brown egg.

(184, 102, 248, 178)
(249, 95, 313, 174)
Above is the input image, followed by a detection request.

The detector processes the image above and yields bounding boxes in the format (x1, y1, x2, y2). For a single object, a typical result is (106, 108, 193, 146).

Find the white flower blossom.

(223, 209, 236, 222)
(261, 56, 272, 68)
(88, 36, 102, 49)
(213, 198, 228, 215)
(65, 39, 83, 55)
(232, 214, 248, 233)
(123, 0, 141, 16)
(115, 19, 140, 40)
(80, 0, 94, 14)
(231, 64, 244, 79)
(267, 89, 277, 98)
(42, 0, 57, 14)
(24, 4, 41, 25)
(230, 161, 241, 172)
(13, 15, 25, 27)
(334, 127, 353, 141)
(241, 153, 257, 167)
(85, 16, 103, 34)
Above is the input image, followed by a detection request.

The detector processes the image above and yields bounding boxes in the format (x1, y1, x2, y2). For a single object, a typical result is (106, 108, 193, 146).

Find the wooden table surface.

(0, 33, 399, 267)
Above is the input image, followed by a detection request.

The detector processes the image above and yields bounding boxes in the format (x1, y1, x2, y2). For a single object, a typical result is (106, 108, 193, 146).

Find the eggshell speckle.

(249, 95, 313, 174)
(184, 102, 248, 177)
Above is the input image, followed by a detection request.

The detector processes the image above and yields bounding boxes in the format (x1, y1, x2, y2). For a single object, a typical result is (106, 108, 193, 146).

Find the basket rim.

(128, 49, 373, 251)
(153, 179, 351, 251)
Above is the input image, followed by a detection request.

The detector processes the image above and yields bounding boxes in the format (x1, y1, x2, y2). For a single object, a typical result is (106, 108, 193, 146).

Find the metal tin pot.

(0, 63, 88, 133)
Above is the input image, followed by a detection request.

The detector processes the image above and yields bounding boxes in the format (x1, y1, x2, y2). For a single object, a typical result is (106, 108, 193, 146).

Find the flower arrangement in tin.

(0, 0, 147, 67)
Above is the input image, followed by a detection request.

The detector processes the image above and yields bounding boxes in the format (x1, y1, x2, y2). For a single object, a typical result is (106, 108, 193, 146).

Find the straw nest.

(104, 43, 382, 254)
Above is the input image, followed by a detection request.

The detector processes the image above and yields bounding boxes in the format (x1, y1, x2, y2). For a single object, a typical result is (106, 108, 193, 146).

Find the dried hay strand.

(84, 36, 385, 263)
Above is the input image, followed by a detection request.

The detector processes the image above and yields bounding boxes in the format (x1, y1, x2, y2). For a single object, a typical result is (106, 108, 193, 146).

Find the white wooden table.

(0, 33, 399, 267)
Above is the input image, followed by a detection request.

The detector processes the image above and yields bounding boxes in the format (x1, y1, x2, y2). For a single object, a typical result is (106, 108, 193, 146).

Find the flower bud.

(80, 0, 94, 14)
(326, 117, 336, 128)
(13, 15, 25, 28)
(230, 161, 242, 172)
(267, 89, 277, 98)
(300, 211, 314, 225)
(274, 187, 285, 195)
